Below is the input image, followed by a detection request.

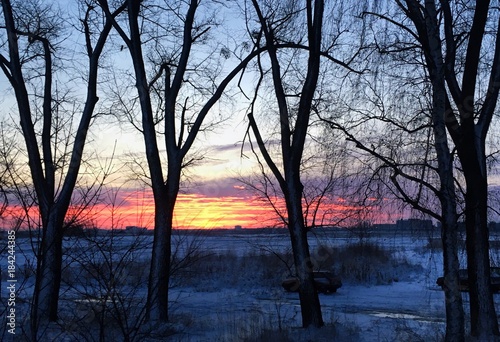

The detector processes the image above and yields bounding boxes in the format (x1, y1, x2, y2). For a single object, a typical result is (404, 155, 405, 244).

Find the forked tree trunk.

(1, 0, 121, 333)
(118, 0, 172, 322)
(111, 0, 264, 323)
(444, 0, 499, 335)
(245, 0, 325, 330)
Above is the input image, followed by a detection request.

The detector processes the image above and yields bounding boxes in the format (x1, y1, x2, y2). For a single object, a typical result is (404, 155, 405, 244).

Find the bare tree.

(244, 0, 326, 328)
(243, 0, 369, 328)
(64, 228, 151, 342)
(323, 100, 464, 340)
(0, 0, 125, 328)
(97, 0, 272, 322)
(320, 0, 500, 339)
(319, 47, 466, 338)
(361, 1, 500, 338)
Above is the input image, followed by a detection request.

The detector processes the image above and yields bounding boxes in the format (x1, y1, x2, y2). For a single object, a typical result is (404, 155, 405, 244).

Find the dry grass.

(312, 242, 422, 285)
(10, 234, 428, 341)
(171, 241, 420, 289)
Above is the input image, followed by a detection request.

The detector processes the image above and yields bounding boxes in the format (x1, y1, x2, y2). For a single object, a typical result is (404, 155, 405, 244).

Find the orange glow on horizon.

(114, 191, 289, 229)
(1, 188, 388, 230)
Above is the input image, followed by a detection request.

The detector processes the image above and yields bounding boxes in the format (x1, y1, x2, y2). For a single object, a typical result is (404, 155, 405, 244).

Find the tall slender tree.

(397, 1, 500, 337)
(245, 0, 366, 327)
(322, 1, 466, 338)
(339, 0, 500, 339)
(0, 0, 125, 330)
(246, 0, 325, 328)
(322, 88, 465, 340)
(98, 0, 269, 321)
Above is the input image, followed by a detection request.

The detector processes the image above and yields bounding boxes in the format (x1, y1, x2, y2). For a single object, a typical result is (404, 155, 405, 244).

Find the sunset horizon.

(1, 184, 409, 231)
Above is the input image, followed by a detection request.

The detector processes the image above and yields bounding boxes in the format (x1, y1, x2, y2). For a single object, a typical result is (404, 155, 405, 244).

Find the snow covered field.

(2, 228, 500, 341)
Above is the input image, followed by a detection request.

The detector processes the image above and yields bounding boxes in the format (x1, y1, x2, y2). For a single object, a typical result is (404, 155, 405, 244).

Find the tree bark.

(285, 181, 323, 328)
(248, 0, 325, 328)
(33, 213, 64, 322)
(461, 152, 498, 338)
(439, 178, 464, 342)
(432, 59, 464, 341)
(146, 191, 172, 321)
(146, 164, 180, 321)
(388, 1, 467, 339)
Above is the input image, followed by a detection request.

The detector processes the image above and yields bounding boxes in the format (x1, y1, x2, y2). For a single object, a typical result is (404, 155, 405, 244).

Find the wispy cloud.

(210, 143, 243, 153)
(186, 178, 251, 198)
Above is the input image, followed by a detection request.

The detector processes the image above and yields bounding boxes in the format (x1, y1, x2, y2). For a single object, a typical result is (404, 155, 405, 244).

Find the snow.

(2, 228, 500, 341)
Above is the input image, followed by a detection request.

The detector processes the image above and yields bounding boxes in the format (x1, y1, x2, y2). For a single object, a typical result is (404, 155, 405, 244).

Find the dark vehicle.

(436, 267, 500, 293)
(282, 271, 342, 294)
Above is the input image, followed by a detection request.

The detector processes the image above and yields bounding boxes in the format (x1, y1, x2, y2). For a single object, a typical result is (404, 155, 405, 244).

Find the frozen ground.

(164, 230, 450, 341)
(2, 228, 500, 341)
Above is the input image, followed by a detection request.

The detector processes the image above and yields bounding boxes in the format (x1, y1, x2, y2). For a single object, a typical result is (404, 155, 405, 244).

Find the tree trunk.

(440, 202, 464, 341)
(434, 128, 465, 342)
(32, 212, 63, 324)
(463, 166, 498, 339)
(146, 194, 172, 322)
(146, 165, 180, 322)
(286, 181, 323, 328)
(421, 4, 465, 336)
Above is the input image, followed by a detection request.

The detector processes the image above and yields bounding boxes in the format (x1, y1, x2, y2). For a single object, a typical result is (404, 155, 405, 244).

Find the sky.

(65, 188, 391, 230)
(79, 119, 403, 230)
(2, 0, 499, 231)
(0, 0, 274, 230)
